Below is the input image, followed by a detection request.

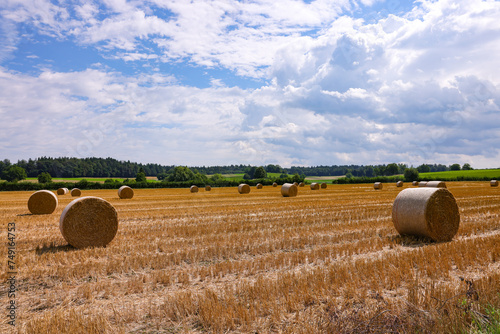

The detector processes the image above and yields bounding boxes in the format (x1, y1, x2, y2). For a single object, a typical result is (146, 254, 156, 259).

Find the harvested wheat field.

(1, 182, 500, 333)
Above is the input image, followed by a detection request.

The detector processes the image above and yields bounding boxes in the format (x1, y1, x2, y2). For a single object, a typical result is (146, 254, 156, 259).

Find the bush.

(37, 172, 52, 183)
(1, 165, 27, 182)
(404, 168, 419, 182)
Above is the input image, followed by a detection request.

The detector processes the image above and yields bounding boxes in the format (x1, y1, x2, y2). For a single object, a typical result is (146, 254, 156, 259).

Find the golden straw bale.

(59, 196, 118, 248)
(28, 190, 58, 215)
(418, 181, 428, 187)
(310, 183, 320, 190)
(190, 185, 199, 193)
(321, 183, 327, 189)
(272, 182, 278, 187)
(118, 185, 134, 199)
(256, 183, 263, 189)
(293, 182, 298, 186)
(299, 182, 305, 187)
(374, 182, 383, 190)
(57, 188, 69, 195)
(392, 188, 459, 242)
(281, 183, 298, 197)
(70, 188, 82, 197)
(238, 184, 250, 194)
(491, 180, 499, 187)
(396, 181, 403, 187)
(425, 181, 447, 188)
(205, 185, 212, 191)
(412, 181, 419, 186)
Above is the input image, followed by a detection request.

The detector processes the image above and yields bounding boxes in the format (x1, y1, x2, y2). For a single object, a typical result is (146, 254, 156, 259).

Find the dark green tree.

(450, 163, 461, 171)
(385, 163, 399, 175)
(404, 168, 419, 182)
(417, 164, 431, 173)
(136, 167, 147, 182)
(243, 173, 251, 180)
(254, 166, 267, 179)
(37, 172, 52, 183)
(168, 166, 195, 182)
(2, 165, 27, 182)
(210, 173, 224, 182)
(462, 163, 472, 170)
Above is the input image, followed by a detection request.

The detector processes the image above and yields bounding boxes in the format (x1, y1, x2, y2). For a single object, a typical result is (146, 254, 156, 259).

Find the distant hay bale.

(392, 188, 460, 242)
(238, 184, 250, 194)
(272, 182, 278, 187)
(190, 185, 199, 193)
(321, 183, 327, 189)
(57, 188, 69, 195)
(118, 185, 134, 199)
(374, 182, 383, 190)
(491, 180, 499, 187)
(418, 181, 428, 187)
(396, 181, 403, 187)
(310, 183, 320, 190)
(281, 183, 298, 197)
(70, 188, 82, 197)
(28, 190, 58, 215)
(412, 181, 419, 186)
(59, 196, 118, 248)
(293, 182, 298, 186)
(205, 185, 212, 191)
(256, 183, 263, 189)
(425, 181, 447, 188)
(299, 182, 305, 187)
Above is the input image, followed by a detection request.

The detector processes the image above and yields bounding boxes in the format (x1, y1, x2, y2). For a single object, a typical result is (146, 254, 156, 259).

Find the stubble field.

(1, 182, 500, 333)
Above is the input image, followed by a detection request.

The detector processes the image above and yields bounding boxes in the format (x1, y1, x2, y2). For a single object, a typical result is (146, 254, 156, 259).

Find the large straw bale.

(425, 181, 447, 188)
(238, 184, 250, 194)
(310, 183, 320, 190)
(28, 190, 58, 215)
(281, 183, 298, 197)
(374, 182, 383, 190)
(256, 183, 263, 189)
(412, 181, 419, 186)
(418, 181, 428, 187)
(71, 188, 82, 197)
(205, 185, 212, 191)
(392, 188, 460, 242)
(57, 188, 69, 195)
(396, 181, 403, 187)
(491, 180, 499, 187)
(190, 185, 199, 193)
(321, 183, 327, 189)
(272, 182, 278, 187)
(118, 185, 134, 199)
(60, 196, 118, 248)
(299, 182, 305, 187)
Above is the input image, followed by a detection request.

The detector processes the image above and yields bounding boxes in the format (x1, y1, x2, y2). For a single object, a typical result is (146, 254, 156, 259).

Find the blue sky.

(1, 0, 499, 168)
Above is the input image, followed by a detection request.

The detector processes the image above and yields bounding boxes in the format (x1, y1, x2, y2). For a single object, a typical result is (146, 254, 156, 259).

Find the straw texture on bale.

(71, 188, 82, 197)
(299, 182, 305, 187)
(392, 188, 460, 242)
(418, 181, 428, 187)
(57, 188, 69, 195)
(491, 180, 499, 187)
(293, 182, 299, 186)
(374, 182, 383, 190)
(310, 183, 320, 190)
(256, 183, 263, 189)
(281, 183, 298, 197)
(321, 183, 327, 189)
(205, 186, 212, 191)
(397, 181, 403, 187)
(412, 181, 419, 186)
(60, 196, 118, 248)
(190, 185, 199, 193)
(28, 190, 58, 215)
(425, 181, 447, 188)
(238, 184, 250, 194)
(118, 185, 134, 199)
(272, 182, 278, 187)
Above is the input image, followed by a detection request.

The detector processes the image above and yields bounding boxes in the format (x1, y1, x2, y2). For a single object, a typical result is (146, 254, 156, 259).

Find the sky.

(0, 0, 499, 169)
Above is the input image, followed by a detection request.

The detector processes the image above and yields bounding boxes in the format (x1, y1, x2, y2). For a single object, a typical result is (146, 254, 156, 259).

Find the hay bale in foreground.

(299, 182, 305, 187)
(118, 185, 134, 199)
(392, 188, 460, 242)
(281, 183, 298, 197)
(418, 181, 428, 187)
(412, 181, 419, 186)
(190, 185, 199, 193)
(205, 185, 212, 191)
(425, 181, 446, 188)
(256, 183, 263, 189)
(60, 196, 118, 248)
(310, 183, 320, 190)
(491, 180, 499, 187)
(321, 183, 327, 189)
(71, 188, 82, 197)
(238, 184, 250, 194)
(374, 182, 383, 190)
(272, 182, 278, 187)
(57, 188, 69, 195)
(28, 190, 58, 215)
(396, 181, 403, 187)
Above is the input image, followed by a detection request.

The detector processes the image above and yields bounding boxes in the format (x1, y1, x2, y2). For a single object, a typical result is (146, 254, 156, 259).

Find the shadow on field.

(389, 235, 436, 248)
(17, 213, 33, 216)
(35, 243, 76, 255)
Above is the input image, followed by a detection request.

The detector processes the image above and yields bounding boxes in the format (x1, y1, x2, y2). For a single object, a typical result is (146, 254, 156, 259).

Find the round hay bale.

(396, 181, 403, 187)
(392, 188, 460, 242)
(70, 188, 82, 197)
(321, 183, 327, 189)
(491, 180, 499, 187)
(310, 183, 320, 190)
(205, 185, 212, 191)
(299, 182, 305, 187)
(272, 182, 278, 187)
(28, 190, 58, 215)
(425, 181, 447, 188)
(256, 183, 263, 189)
(293, 182, 299, 186)
(238, 184, 250, 194)
(418, 181, 428, 187)
(118, 185, 134, 199)
(281, 183, 298, 197)
(57, 188, 69, 195)
(60, 196, 118, 248)
(190, 185, 199, 193)
(374, 182, 383, 190)
(412, 181, 419, 186)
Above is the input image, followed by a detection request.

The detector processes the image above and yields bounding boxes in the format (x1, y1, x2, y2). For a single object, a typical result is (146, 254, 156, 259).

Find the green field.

(419, 169, 500, 179)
